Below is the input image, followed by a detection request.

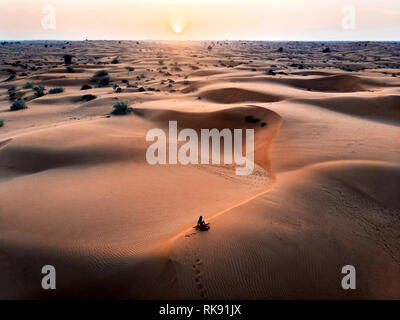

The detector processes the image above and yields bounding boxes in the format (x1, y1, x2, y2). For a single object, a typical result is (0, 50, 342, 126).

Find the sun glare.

(173, 25, 183, 34)
(169, 14, 186, 35)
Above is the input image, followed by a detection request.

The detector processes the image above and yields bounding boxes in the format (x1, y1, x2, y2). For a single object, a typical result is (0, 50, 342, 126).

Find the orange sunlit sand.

(0, 0, 399, 300)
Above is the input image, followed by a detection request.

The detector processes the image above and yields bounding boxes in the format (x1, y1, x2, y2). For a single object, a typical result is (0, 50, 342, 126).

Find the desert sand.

(0, 40, 399, 299)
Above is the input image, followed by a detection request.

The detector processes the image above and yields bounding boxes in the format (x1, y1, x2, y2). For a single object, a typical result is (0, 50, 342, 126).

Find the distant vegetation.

(98, 76, 110, 87)
(125, 66, 135, 72)
(81, 94, 97, 102)
(10, 99, 27, 111)
(81, 84, 92, 90)
(111, 58, 119, 64)
(113, 84, 122, 92)
(94, 70, 108, 78)
(111, 101, 131, 115)
(63, 54, 72, 65)
(7, 88, 16, 101)
(66, 66, 74, 73)
(0, 120, 3, 127)
(22, 82, 33, 89)
(90, 70, 110, 87)
(48, 87, 64, 94)
(245, 115, 260, 124)
(33, 86, 45, 97)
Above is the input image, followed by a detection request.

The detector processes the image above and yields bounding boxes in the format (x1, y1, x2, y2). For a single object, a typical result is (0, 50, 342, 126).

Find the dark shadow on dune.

(200, 87, 282, 103)
(0, 241, 177, 299)
(294, 95, 400, 125)
(0, 144, 141, 179)
(230, 74, 399, 93)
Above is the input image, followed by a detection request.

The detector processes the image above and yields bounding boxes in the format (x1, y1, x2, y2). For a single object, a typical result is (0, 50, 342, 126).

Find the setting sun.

(168, 14, 187, 35)
(172, 24, 183, 34)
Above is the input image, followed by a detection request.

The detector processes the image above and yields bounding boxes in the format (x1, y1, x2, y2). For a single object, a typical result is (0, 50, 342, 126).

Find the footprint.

(192, 256, 207, 299)
(185, 232, 197, 238)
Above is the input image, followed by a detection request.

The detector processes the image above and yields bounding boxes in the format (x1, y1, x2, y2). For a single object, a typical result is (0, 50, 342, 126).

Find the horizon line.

(1, 39, 400, 43)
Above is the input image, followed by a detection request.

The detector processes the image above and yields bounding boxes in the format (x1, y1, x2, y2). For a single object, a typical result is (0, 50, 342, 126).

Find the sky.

(0, 0, 399, 41)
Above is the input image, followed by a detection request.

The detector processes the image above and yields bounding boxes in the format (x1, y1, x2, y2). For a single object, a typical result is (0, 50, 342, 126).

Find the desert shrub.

(94, 70, 108, 77)
(98, 76, 110, 87)
(322, 48, 331, 53)
(81, 84, 92, 90)
(63, 54, 72, 65)
(8, 88, 16, 101)
(22, 82, 33, 89)
(138, 87, 145, 92)
(81, 94, 97, 102)
(66, 66, 74, 73)
(111, 101, 130, 115)
(277, 47, 283, 52)
(10, 99, 27, 111)
(33, 86, 45, 97)
(48, 87, 64, 94)
(245, 115, 260, 124)
(111, 57, 119, 64)
(125, 66, 134, 72)
(0, 120, 3, 127)
(158, 59, 164, 65)
(207, 45, 212, 50)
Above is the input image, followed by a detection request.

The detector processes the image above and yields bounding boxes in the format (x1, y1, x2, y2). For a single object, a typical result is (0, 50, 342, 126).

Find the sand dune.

(0, 40, 399, 299)
(200, 87, 282, 103)
(170, 160, 400, 299)
(295, 95, 400, 125)
(0, 103, 277, 298)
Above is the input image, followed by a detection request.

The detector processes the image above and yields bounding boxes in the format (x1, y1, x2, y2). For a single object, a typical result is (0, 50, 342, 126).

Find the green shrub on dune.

(94, 70, 108, 77)
(111, 102, 131, 115)
(10, 99, 27, 111)
(22, 82, 33, 89)
(33, 86, 45, 97)
(81, 84, 92, 90)
(48, 87, 64, 94)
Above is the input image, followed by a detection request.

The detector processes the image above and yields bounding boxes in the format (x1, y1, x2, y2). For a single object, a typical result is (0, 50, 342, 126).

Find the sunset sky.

(1, 0, 399, 41)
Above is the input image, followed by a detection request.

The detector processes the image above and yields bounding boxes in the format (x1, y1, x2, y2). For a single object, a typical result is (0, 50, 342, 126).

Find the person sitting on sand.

(197, 216, 204, 228)
(197, 216, 209, 231)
